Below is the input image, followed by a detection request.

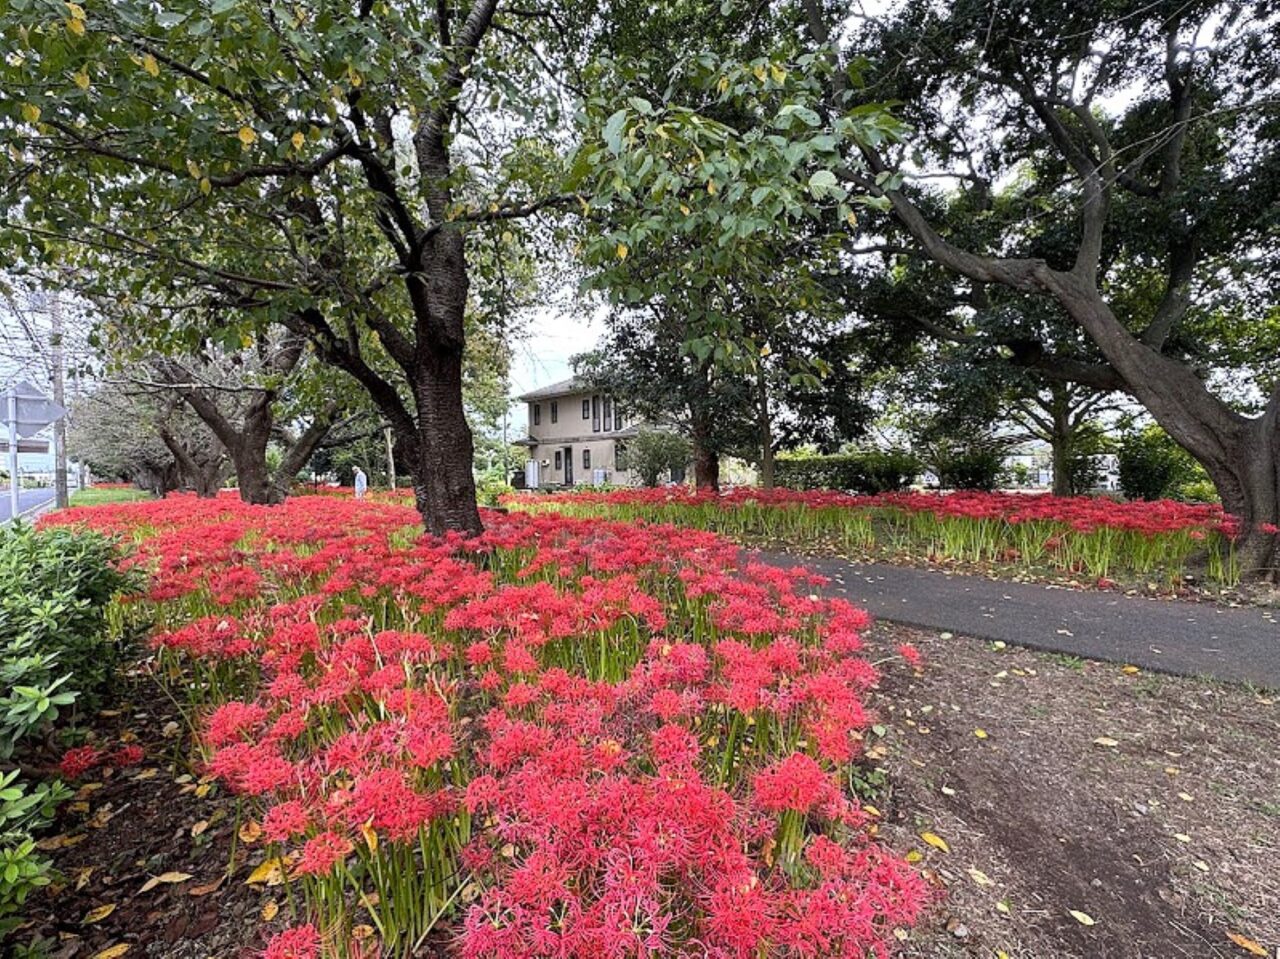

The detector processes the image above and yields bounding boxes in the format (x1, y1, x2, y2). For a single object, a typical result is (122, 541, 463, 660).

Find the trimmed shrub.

(775, 451, 921, 493)
(1118, 426, 1209, 501)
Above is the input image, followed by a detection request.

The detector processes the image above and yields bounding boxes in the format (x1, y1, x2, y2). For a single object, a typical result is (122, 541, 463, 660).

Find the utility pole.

(50, 293, 68, 507)
(384, 426, 396, 490)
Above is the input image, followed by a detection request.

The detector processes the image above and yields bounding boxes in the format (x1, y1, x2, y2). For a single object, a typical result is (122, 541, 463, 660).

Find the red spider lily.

(53, 494, 927, 958)
(59, 744, 104, 779)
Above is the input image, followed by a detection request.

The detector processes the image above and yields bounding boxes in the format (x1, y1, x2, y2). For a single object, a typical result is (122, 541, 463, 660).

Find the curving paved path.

(755, 550, 1280, 689)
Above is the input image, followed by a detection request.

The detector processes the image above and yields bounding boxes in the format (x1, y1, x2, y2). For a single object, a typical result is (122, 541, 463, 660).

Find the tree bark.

(690, 416, 720, 491)
(411, 349, 482, 535)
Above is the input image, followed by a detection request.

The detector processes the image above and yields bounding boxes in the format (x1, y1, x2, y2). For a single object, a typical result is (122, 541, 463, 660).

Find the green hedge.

(0, 524, 135, 939)
(775, 451, 921, 493)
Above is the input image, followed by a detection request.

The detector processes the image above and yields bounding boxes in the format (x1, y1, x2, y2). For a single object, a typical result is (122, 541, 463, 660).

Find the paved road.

(0, 487, 57, 523)
(756, 550, 1280, 689)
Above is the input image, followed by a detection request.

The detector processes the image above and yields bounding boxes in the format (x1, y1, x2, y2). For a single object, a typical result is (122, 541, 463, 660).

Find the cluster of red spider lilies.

(512, 487, 1245, 583)
(47, 495, 926, 959)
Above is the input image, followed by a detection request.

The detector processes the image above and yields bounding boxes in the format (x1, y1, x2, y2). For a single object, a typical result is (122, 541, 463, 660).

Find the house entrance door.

(563, 446, 573, 485)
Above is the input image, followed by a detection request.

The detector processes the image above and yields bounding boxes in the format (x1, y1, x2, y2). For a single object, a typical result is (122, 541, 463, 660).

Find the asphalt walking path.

(754, 549, 1280, 689)
(0, 487, 57, 523)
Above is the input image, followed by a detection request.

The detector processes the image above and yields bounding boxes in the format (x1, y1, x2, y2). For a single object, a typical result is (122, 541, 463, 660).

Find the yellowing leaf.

(199, 177, 212, 196)
(973, 728, 988, 739)
(291, 131, 305, 150)
(351, 924, 375, 940)
(84, 903, 116, 924)
(237, 126, 257, 146)
(1092, 737, 1119, 748)
(21, 103, 41, 124)
(191, 820, 209, 837)
(967, 867, 994, 887)
(65, 2, 86, 19)
(919, 831, 950, 853)
(66, 16, 85, 36)
(904, 849, 923, 863)
(1068, 909, 1095, 926)
(360, 821, 378, 852)
(93, 946, 130, 959)
(706, 179, 718, 195)
(75, 866, 95, 891)
(1226, 932, 1267, 956)
(615, 243, 628, 260)
(245, 857, 287, 886)
(74, 70, 90, 90)
(261, 900, 279, 921)
(142, 53, 159, 77)
(770, 64, 786, 83)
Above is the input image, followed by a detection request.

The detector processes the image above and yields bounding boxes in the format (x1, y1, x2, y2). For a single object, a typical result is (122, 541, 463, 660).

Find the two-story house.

(515, 377, 639, 487)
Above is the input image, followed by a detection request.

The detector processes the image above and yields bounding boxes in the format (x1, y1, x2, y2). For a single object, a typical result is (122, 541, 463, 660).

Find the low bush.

(1118, 426, 1210, 501)
(775, 450, 921, 493)
(0, 524, 133, 939)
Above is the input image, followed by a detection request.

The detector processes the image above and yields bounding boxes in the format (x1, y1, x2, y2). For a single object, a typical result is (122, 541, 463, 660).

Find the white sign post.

(5, 380, 66, 521)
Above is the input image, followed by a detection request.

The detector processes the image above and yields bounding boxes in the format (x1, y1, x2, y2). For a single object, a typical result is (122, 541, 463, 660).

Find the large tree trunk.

(690, 417, 720, 491)
(1050, 278, 1279, 580)
(1050, 405, 1072, 496)
(411, 348, 482, 536)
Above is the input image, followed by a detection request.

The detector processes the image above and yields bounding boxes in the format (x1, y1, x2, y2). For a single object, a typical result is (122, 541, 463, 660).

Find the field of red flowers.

(43, 495, 927, 959)
(509, 488, 1249, 585)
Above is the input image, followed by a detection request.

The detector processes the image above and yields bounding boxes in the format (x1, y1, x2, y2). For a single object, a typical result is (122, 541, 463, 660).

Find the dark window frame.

(550, 400, 558, 424)
(582, 398, 590, 419)
(592, 394, 601, 432)
(554, 450, 562, 471)
(603, 396, 612, 431)
(583, 448, 591, 470)
(532, 403, 541, 426)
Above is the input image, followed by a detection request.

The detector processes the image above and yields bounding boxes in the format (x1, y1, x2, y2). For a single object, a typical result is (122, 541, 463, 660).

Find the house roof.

(516, 376, 586, 401)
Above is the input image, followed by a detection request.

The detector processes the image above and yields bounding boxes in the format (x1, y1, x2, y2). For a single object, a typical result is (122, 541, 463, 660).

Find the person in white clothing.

(353, 467, 368, 500)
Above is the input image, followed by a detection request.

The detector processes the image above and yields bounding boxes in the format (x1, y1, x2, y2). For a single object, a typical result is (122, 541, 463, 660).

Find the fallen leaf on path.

(1068, 909, 1095, 926)
(974, 728, 988, 739)
(75, 866, 94, 890)
(191, 820, 209, 837)
(920, 832, 950, 853)
(37, 832, 87, 850)
(83, 903, 116, 924)
(238, 820, 263, 843)
(1227, 933, 1267, 956)
(93, 946, 130, 959)
(261, 900, 279, 921)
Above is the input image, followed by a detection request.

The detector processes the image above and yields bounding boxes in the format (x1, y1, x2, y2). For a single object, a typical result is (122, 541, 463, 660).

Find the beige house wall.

(523, 389, 637, 486)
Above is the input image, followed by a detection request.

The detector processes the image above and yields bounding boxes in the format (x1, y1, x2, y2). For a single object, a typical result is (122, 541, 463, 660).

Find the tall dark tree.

(1, 0, 572, 534)
(798, 0, 1280, 577)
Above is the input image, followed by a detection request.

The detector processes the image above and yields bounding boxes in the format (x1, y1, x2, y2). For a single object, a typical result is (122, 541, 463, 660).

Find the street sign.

(6, 380, 66, 438)
(6, 380, 66, 521)
(0, 439, 50, 453)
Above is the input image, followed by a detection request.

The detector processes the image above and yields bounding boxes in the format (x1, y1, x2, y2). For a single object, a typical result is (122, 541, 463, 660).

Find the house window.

(614, 405, 625, 430)
(615, 441, 628, 471)
(550, 400, 558, 424)
(583, 449, 591, 471)
(533, 403, 541, 426)
(554, 450, 562, 471)
(592, 395, 600, 432)
(582, 398, 590, 419)
(603, 397, 612, 431)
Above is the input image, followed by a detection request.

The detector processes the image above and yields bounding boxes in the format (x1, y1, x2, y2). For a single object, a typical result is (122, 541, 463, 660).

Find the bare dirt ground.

(865, 622, 1280, 959)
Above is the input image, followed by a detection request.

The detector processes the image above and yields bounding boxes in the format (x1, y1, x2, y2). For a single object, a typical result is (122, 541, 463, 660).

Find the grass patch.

(69, 486, 153, 506)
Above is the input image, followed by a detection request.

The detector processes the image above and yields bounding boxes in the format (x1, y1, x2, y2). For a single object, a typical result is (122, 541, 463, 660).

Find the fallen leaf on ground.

(1092, 737, 1119, 748)
(238, 819, 263, 843)
(967, 867, 994, 886)
(1226, 932, 1267, 956)
(37, 832, 87, 850)
(188, 876, 225, 896)
(261, 900, 279, 921)
(75, 866, 94, 890)
(93, 946, 130, 959)
(84, 903, 116, 924)
(973, 728, 988, 739)
(191, 820, 209, 837)
(140, 871, 193, 892)
(246, 857, 289, 886)
(920, 832, 950, 853)
(1068, 909, 1096, 926)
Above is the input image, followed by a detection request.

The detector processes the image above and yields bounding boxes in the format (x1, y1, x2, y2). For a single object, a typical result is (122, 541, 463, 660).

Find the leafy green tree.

(625, 428, 691, 487)
(793, 0, 1280, 576)
(1, 0, 570, 533)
